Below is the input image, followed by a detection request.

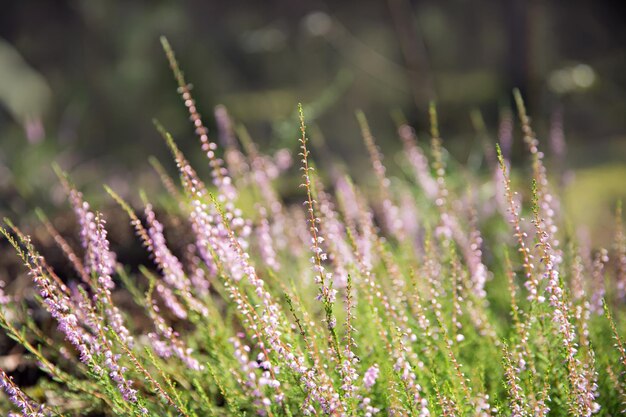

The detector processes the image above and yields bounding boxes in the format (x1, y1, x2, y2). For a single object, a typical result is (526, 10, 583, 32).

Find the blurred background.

(0, 0, 625, 237)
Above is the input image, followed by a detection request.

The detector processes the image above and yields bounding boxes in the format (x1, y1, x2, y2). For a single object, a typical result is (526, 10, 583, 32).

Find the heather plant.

(0, 38, 625, 416)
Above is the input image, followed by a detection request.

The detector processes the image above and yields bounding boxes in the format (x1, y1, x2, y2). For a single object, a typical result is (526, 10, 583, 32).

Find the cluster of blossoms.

(392, 334, 430, 416)
(0, 199, 144, 413)
(230, 335, 280, 415)
(533, 213, 600, 416)
(68, 189, 133, 346)
(0, 370, 48, 417)
(0, 42, 624, 417)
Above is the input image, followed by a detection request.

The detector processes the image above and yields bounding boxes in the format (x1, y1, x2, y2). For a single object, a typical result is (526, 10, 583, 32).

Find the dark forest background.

(0, 0, 625, 236)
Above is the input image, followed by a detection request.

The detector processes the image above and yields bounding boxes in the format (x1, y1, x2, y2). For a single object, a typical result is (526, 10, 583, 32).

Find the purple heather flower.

(1, 369, 48, 416)
(363, 364, 380, 390)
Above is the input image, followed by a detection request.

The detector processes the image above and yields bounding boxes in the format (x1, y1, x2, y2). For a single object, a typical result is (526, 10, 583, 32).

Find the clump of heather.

(1, 38, 625, 416)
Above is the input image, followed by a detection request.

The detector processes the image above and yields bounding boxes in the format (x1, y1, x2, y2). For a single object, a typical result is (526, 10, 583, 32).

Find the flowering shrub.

(1, 38, 625, 416)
